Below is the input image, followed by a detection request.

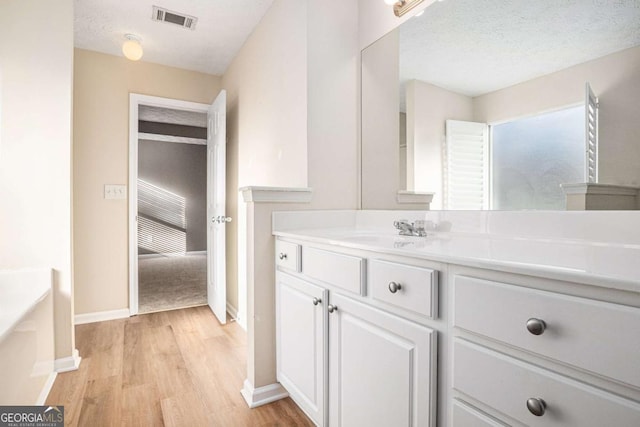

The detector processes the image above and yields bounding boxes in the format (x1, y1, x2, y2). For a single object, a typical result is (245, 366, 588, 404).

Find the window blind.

(585, 83, 599, 183)
(444, 120, 489, 210)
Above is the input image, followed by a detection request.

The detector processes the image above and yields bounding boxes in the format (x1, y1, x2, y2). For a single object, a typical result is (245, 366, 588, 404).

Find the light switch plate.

(104, 184, 127, 200)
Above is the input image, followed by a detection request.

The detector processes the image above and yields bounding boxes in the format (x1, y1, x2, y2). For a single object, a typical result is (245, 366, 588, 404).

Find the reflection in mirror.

(361, 0, 640, 210)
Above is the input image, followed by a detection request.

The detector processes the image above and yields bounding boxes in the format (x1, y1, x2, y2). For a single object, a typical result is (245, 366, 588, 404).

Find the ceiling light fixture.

(122, 34, 143, 61)
(384, 0, 425, 17)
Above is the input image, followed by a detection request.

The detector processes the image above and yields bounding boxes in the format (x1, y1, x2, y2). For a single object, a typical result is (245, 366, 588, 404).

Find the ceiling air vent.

(152, 6, 198, 30)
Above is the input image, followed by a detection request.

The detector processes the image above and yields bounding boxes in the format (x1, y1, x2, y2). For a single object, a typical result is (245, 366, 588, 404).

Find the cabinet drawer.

(369, 259, 438, 319)
(454, 275, 640, 388)
(303, 247, 364, 295)
(454, 340, 640, 427)
(452, 400, 507, 427)
(275, 240, 301, 272)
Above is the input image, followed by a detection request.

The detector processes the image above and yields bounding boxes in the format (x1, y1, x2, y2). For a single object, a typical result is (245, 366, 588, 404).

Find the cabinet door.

(328, 293, 437, 427)
(276, 272, 327, 426)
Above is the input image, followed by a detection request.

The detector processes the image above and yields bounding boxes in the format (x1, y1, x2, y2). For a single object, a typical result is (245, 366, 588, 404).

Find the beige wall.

(474, 45, 640, 187)
(361, 30, 401, 209)
(224, 0, 361, 390)
(407, 80, 474, 209)
(73, 49, 221, 315)
(222, 0, 308, 320)
(307, 0, 359, 210)
(222, 0, 308, 191)
(0, 0, 74, 360)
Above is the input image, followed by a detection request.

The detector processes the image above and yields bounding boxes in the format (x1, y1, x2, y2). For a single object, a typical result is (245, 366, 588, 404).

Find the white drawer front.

(303, 247, 364, 295)
(275, 240, 300, 272)
(454, 275, 640, 388)
(452, 400, 508, 427)
(454, 340, 640, 427)
(369, 259, 438, 319)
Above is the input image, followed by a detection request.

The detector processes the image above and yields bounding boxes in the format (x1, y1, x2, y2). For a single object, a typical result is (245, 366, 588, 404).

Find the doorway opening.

(137, 105, 207, 313)
(128, 93, 228, 323)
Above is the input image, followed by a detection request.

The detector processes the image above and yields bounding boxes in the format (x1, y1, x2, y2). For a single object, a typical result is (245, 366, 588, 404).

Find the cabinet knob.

(388, 281, 402, 294)
(526, 398, 547, 416)
(526, 318, 547, 336)
(312, 297, 321, 306)
(278, 253, 288, 260)
(328, 304, 338, 313)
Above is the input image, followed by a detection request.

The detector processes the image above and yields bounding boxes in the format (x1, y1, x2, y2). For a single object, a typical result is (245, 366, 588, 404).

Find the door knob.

(212, 216, 233, 223)
(328, 304, 338, 313)
(312, 297, 321, 306)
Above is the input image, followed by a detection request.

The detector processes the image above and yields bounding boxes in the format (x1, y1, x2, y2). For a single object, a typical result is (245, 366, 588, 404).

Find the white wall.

(407, 80, 474, 209)
(0, 0, 74, 361)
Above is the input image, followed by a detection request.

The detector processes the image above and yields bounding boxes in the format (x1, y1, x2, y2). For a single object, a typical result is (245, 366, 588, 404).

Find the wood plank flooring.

(46, 306, 312, 427)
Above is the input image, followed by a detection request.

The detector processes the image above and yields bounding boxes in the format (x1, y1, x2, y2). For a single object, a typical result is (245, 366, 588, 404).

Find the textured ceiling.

(75, 0, 274, 75)
(399, 0, 640, 98)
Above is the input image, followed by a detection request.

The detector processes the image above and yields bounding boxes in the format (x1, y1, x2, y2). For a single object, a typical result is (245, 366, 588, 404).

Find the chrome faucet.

(393, 219, 428, 237)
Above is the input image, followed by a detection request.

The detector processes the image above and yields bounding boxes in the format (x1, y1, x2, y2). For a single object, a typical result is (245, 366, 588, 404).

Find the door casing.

(128, 93, 214, 315)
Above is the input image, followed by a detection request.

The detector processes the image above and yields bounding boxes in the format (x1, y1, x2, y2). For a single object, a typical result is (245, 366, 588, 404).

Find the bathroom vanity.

(273, 210, 640, 427)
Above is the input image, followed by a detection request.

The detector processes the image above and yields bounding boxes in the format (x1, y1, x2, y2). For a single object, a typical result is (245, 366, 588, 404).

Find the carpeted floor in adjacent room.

(138, 252, 207, 313)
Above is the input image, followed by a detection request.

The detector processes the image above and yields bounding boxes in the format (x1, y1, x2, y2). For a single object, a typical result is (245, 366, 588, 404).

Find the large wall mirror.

(361, 0, 640, 210)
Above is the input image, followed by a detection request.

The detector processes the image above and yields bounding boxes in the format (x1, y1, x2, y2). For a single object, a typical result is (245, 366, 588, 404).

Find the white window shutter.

(585, 82, 599, 183)
(444, 120, 489, 210)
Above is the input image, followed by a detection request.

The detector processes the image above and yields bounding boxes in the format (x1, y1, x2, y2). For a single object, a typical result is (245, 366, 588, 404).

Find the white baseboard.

(75, 308, 130, 325)
(236, 312, 247, 331)
(226, 302, 238, 320)
(240, 379, 289, 408)
(55, 348, 82, 373)
(36, 371, 58, 405)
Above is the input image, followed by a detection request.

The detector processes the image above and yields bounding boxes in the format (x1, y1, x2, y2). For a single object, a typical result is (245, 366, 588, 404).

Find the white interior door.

(207, 90, 228, 324)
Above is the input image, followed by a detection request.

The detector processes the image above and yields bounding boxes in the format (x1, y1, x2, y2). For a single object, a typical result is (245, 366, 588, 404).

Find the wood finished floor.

(46, 306, 313, 427)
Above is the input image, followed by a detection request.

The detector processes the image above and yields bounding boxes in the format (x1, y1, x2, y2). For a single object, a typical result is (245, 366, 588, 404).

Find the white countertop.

(274, 226, 640, 293)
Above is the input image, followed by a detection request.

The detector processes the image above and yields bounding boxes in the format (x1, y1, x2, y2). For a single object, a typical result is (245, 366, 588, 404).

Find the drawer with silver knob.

(453, 339, 640, 426)
(452, 400, 508, 427)
(302, 247, 365, 295)
(368, 259, 438, 319)
(275, 240, 301, 272)
(453, 275, 640, 388)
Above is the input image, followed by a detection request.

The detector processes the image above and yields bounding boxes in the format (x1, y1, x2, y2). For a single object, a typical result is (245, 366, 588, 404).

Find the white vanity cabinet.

(275, 239, 438, 427)
(328, 292, 436, 427)
(451, 270, 640, 426)
(276, 272, 327, 425)
(272, 210, 640, 426)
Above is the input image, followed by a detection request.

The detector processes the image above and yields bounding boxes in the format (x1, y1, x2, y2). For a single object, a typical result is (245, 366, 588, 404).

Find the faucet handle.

(413, 219, 428, 237)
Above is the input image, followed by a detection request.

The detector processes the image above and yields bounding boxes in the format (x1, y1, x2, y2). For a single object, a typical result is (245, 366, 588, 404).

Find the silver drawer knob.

(526, 318, 547, 336)
(328, 304, 338, 313)
(278, 253, 287, 260)
(388, 281, 402, 293)
(526, 398, 547, 416)
(312, 297, 321, 306)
